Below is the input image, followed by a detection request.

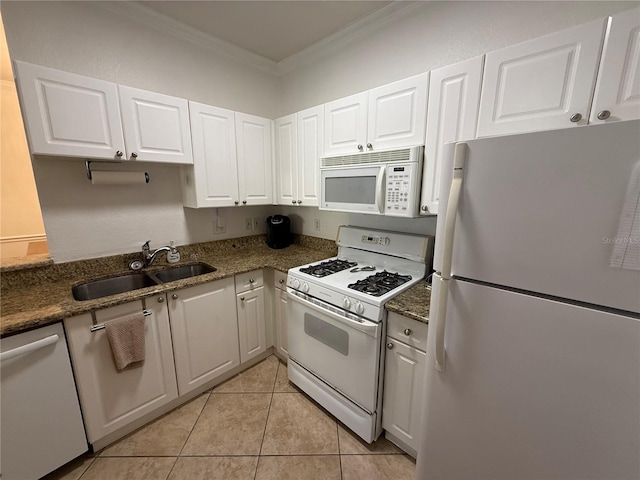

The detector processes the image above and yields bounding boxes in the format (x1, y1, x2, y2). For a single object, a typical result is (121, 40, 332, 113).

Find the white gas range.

(286, 226, 433, 443)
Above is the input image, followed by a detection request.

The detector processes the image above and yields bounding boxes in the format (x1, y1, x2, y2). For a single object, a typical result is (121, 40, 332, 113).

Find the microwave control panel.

(385, 164, 419, 216)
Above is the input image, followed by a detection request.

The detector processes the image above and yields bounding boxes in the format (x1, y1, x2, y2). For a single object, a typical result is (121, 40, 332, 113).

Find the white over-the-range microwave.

(320, 146, 423, 217)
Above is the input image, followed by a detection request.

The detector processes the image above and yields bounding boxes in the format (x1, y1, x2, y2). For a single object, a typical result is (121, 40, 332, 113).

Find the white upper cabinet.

(297, 105, 323, 207)
(324, 74, 428, 156)
(420, 56, 484, 216)
(14, 61, 126, 160)
(477, 17, 608, 137)
(274, 113, 298, 206)
(274, 106, 323, 207)
(118, 85, 193, 164)
(183, 102, 239, 208)
(590, 8, 640, 123)
(324, 91, 368, 156)
(235, 113, 273, 206)
(367, 74, 429, 151)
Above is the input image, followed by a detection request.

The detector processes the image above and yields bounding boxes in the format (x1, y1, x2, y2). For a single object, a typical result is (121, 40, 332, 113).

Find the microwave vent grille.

(322, 148, 414, 167)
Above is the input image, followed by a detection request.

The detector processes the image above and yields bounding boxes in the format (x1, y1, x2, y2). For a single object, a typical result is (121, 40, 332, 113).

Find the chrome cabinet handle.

(116, 150, 123, 157)
(240, 296, 245, 301)
(234, 201, 239, 205)
(292, 200, 296, 204)
(242, 200, 247, 205)
(421, 205, 429, 212)
(357, 144, 363, 151)
(597, 110, 611, 120)
(570, 113, 582, 123)
(297, 200, 302, 204)
(157, 297, 165, 303)
(172, 294, 178, 300)
(366, 143, 373, 150)
(131, 152, 138, 158)
(386, 342, 394, 349)
(279, 279, 285, 284)
(249, 279, 255, 283)
(403, 328, 412, 336)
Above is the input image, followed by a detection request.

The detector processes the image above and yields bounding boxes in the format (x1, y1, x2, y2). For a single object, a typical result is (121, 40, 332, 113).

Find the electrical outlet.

(253, 217, 260, 230)
(315, 218, 321, 231)
(245, 217, 253, 231)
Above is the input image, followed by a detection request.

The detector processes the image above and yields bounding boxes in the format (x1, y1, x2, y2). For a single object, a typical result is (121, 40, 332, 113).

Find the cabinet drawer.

(274, 270, 288, 290)
(387, 312, 428, 352)
(235, 269, 264, 292)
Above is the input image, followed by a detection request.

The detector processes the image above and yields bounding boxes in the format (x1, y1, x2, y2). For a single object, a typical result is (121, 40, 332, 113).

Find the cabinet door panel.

(368, 74, 428, 151)
(275, 114, 298, 205)
(477, 18, 608, 137)
(184, 102, 238, 207)
(421, 56, 483, 215)
(590, 8, 640, 123)
(297, 105, 323, 206)
(119, 85, 193, 164)
(237, 287, 267, 363)
(169, 278, 240, 396)
(324, 92, 368, 156)
(14, 61, 125, 160)
(236, 113, 273, 205)
(382, 337, 426, 453)
(63, 296, 177, 444)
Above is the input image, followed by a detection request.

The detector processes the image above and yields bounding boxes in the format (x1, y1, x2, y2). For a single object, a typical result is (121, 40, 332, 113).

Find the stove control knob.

(355, 302, 365, 314)
(292, 278, 300, 289)
(342, 297, 351, 309)
(302, 282, 310, 293)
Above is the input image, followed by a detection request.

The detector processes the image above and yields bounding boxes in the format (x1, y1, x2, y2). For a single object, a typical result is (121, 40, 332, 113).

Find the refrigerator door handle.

(435, 142, 467, 372)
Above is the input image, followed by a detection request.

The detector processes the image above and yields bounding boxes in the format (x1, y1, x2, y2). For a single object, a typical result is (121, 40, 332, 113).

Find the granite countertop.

(0, 236, 335, 337)
(385, 282, 431, 324)
(1, 234, 431, 336)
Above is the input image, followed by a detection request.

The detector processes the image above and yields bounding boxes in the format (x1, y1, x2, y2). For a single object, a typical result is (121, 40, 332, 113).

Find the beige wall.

(0, 14, 47, 258)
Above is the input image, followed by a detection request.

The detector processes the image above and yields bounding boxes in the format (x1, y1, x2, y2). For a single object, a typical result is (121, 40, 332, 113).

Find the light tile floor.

(44, 355, 415, 480)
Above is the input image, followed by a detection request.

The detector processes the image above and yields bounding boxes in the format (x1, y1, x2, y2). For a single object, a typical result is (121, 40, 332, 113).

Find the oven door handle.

(288, 290, 380, 337)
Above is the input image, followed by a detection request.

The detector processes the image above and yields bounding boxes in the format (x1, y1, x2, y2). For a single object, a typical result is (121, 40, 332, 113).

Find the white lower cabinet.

(273, 270, 289, 360)
(382, 312, 428, 458)
(236, 270, 267, 363)
(63, 294, 178, 444)
(168, 278, 240, 396)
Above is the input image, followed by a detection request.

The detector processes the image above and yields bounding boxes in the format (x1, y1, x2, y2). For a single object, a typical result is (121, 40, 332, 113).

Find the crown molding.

(95, 2, 280, 75)
(276, 2, 423, 75)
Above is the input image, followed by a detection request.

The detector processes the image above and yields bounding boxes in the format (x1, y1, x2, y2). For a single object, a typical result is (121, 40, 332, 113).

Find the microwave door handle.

(376, 165, 386, 213)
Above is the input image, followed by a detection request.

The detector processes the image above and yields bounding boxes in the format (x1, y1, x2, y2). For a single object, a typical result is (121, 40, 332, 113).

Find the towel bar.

(90, 310, 152, 332)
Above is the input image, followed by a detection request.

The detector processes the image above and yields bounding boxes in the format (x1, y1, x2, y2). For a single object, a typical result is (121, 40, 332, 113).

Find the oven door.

(287, 290, 382, 413)
(320, 165, 385, 214)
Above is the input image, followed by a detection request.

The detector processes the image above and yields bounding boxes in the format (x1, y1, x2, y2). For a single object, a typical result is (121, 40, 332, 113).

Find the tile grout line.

(176, 388, 213, 458)
(254, 358, 280, 477)
(337, 422, 344, 480)
(75, 455, 98, 480)
(164, 456, 180, 480)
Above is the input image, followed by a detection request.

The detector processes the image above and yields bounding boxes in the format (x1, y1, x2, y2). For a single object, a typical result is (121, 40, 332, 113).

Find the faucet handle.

(142, 240, 151, 250)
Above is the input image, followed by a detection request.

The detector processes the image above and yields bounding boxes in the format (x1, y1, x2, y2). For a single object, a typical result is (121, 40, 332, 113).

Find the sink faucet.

(129, 241, 177, 270)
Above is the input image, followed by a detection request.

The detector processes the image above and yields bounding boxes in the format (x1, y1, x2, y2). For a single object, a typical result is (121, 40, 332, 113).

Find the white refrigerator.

(416, 120, 640, 480)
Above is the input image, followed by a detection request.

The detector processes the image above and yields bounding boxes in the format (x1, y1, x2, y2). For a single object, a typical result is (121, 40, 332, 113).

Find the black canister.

(266, 215, 291, 249)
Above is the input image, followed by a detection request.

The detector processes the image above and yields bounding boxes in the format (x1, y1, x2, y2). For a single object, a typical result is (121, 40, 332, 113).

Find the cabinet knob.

(366, 143, 373, 150)
(421, 205, 428, 212)
(240, 296, 245, 302)
(403, 328, 412, 336)
(357, 144, 363, 151)
(172, 294, 178, 300)
(249, 278, 255, 283)
(292, 200, 296, 204)
(386, 342, 394, 349)
(242, 200, 247, 205)
(157, 297, 165, 303)
(115, 150, 123, 157)
(131, 152, 138, 158)
(597, 110, 611, 120)
(569, 113, 582, 123)
(279, 279, 285, 284)
(234, 201, 239, 205)
(297, 200, 302, 204)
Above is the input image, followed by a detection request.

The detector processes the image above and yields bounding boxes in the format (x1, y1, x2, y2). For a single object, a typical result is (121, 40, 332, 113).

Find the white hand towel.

(104, 312, 146, 371)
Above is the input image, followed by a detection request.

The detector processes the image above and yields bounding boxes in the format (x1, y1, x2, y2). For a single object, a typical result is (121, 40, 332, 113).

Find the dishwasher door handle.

(0, 334, 59, 362)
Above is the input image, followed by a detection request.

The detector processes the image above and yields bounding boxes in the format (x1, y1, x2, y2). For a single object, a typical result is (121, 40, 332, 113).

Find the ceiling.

(139, 1, 392, 62)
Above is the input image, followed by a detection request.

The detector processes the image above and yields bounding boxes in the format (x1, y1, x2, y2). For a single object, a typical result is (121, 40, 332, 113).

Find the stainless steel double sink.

(72, 263, 216, 301)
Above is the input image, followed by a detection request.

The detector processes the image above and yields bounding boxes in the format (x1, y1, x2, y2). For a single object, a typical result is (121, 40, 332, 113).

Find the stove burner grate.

(348, 271, 412, 297)
(299, 259, 358, 278)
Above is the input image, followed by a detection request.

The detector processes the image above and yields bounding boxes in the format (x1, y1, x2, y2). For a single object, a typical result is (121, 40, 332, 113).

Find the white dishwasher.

(1, 322, 87, 479)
